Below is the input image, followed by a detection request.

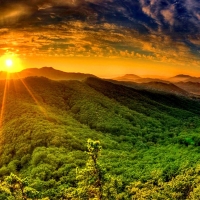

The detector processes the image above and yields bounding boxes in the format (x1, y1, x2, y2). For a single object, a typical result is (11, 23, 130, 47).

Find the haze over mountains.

(114, 73, 200, 83)
(1, 67, 199, 97)
(113, 73, 200, 96)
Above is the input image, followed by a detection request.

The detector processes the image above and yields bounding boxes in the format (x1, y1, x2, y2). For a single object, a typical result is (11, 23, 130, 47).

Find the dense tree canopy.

(0, 77, 200, 199)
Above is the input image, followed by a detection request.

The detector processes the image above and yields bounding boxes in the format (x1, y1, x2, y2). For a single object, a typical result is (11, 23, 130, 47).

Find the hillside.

(140, 81, 189, 96)
(175, 82, 200, 95)
(0, 67, 95, 80)
(110, 80, 190, 96)
(1, 76, 200, 198)
(111, 73, 200, 97)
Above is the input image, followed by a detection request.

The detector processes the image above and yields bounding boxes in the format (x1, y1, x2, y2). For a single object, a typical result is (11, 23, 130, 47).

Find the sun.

(0, 54, 23, 73)
(5, 59, 13, 68)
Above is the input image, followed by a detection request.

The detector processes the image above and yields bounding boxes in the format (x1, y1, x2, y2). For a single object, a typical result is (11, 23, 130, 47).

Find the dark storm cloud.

(139, 0, 200, 34)
(1, 0, 199, 36)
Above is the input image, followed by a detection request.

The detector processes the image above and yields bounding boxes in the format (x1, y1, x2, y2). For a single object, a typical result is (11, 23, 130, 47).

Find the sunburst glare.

(0, 54, 23, 73)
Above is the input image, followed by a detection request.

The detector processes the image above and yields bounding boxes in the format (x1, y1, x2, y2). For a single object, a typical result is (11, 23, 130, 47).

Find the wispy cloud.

(160, 4, 175, 26)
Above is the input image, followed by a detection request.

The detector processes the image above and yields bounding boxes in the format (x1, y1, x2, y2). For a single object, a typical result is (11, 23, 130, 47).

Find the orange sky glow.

(9, 55, 200, 78)
(0, 0, 199, 78)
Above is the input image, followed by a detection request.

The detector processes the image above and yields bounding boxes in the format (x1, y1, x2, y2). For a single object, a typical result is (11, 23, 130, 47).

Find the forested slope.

(0, 76, 200, 199)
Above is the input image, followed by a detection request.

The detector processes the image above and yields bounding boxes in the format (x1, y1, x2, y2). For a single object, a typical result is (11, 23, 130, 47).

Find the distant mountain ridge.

(173, 74, 193, 78)
(0, 69, 199, 96)
(112, 73, 200, 97)
(0, 67, 95, 80)
(141, 81, 189, 96)
(175, 82, 200, 95)
(113, 74, 141, 81)
(113, 74, 169, 83)
(169, 74, 200, 83)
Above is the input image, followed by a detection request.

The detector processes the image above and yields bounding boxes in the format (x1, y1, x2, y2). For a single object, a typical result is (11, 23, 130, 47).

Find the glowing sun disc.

(5, 59, 13, 67)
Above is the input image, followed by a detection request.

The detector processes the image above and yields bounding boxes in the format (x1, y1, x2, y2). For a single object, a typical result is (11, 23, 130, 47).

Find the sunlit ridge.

(0, 72, 49, 128)
(15, 73, 48, 118)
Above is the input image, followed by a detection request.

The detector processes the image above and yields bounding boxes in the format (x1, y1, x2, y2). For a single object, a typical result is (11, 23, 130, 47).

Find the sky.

(0, 0, 200, 77)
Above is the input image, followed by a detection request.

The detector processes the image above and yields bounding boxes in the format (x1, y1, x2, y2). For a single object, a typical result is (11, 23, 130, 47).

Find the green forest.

(1, 76, 200, 199)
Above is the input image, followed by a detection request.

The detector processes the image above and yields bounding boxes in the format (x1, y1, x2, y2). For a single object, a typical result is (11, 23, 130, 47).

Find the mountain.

(85, 77, 200, 115)
(113, 74, 199, 96)
(175, 81, 200, 95)
(1, 76, 200, 198)
(169, 74, 197, 82)
(110, 79, 190, 96)
(0, 67, 95, 80)
(113, 74, 169, 83)
(140, 81, 189, 96)
(113, 74, 141, 81)
(174, 74, 192, 78)
(134, 78, 169, 83)
(186, 77, 200, 83)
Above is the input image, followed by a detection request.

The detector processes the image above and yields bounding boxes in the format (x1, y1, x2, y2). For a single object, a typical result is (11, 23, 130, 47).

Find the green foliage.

(0, 77, 200, 198)
(127, 165, 200, 200)
(66, 139, 126, 200)
(0, 173, 39, 200)
(66, 139, 104, 199)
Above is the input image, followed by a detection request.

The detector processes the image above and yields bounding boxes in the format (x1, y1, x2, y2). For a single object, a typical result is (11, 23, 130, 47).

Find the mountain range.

(113, 73, 200, 96)
(0, 67, 95, 80)
(1, 67, 199, 96)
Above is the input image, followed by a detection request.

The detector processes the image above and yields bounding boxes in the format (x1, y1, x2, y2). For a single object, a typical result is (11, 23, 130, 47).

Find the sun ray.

(0, 71, 51, 129)
(0, 73, 10, 127)
(15, 73, 48, 118)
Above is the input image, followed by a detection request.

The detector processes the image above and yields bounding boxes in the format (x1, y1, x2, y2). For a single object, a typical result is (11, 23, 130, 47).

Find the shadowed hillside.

(110, 79, 190, 96)
(140, 81, 189, 96)
(175, 82, 200, 95)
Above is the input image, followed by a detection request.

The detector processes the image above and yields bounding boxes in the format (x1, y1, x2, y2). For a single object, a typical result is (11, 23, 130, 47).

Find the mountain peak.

(169, 74, 195, 82)
(124, 74, 141, 78)
(173, 74, 193, 78)
(113, 74, 141, 81)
